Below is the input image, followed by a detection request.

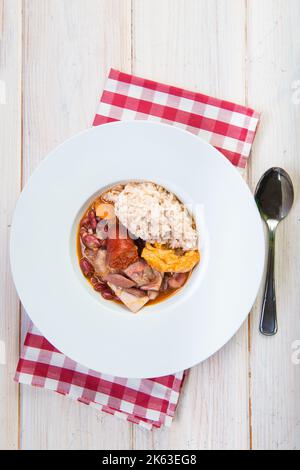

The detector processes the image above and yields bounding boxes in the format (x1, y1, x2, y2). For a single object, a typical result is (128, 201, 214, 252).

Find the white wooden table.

(1, 0, 299, 450)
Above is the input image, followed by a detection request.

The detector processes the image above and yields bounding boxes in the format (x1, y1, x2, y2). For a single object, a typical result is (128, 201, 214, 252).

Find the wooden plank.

(20, 0, 133, 450)
(0, 0, 22, 450)
(17, 0, 300, 449)
(132, 0, 250, 450)
(247, 0, 300, 450)
(0, 0, 4, 39)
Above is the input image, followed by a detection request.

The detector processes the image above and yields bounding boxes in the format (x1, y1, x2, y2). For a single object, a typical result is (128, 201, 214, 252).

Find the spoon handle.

(260, 228, 277, 336)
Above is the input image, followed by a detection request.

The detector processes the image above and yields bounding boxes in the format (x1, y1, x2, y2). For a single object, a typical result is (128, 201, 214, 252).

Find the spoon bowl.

(255, 167, 294, 225)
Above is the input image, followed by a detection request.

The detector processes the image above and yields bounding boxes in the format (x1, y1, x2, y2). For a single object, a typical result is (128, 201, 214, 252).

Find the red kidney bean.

(80, 216, 91, 230)
(79, 258, 94, 278)
(81, 233, 101, 249)
(90, 276, 106, 287)
(88, 209, 97, 231)
(93, 282, 107, 293)
(101, 289, 115, 300)
(90, 276, 98, 286)
(80, 227, 88, 237)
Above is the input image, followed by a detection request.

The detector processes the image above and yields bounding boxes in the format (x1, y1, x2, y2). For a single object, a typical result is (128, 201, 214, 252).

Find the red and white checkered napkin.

(94, 69, 260, 170)
(15, 323, 184, 430)
(15, 69, 260, 430)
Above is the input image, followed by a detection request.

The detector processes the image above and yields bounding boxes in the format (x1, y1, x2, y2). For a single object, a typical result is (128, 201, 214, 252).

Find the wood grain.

(132, 0, 249, 450)
(247, 0, 300, 450)
(0, 0, 4, 38)
(0, 0, 299, 450)
(0, 0, 22, 450)
(20, 0, 133, 450)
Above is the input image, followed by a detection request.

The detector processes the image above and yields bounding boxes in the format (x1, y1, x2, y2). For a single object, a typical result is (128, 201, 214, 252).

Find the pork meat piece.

(106, 223, 138, 270)
(104, 273, 136, 289)
(108, 283, 149, 313)
(123, 259, 155, 286)
(147, 291, 159, 301)
(140, 271, 163, 292)
(122, 287, 147, 298)
(85, 247, 122, 278)
(84, 249, 109, 277)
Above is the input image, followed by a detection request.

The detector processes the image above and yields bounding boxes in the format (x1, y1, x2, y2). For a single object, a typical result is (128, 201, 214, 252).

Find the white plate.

(10, 121, 265, 378)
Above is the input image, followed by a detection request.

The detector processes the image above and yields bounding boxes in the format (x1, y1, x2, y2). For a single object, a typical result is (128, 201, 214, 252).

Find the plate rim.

(10, 120, 265, 378)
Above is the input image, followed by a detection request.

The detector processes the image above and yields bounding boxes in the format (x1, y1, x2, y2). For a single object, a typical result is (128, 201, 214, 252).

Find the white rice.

(113, 182, 198, 251)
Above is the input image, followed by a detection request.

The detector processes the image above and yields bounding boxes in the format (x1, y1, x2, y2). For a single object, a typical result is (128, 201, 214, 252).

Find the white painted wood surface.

(0, 0, 299, 450)
(247, 0, 300, 450)
(0, 0, 22, 450)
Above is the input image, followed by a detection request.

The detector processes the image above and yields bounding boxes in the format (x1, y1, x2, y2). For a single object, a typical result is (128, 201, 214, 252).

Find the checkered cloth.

(94, 69, 260, 170)
(15, 69, 260, 430)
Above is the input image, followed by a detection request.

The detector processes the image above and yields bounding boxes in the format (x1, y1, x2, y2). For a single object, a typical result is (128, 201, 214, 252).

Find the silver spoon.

(255, 168, 294, 336)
